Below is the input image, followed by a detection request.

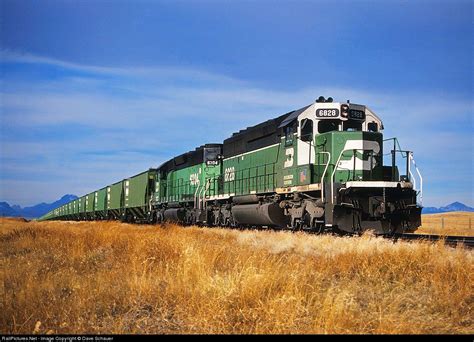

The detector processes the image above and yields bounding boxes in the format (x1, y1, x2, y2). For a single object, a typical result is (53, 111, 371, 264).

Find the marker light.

(341, 104, 349, 117)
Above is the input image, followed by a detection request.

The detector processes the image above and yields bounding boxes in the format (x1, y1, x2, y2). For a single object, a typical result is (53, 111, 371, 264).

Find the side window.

(300, 119, 313, 142)
(368, 122, 378, 132)
(318, 120, 339, 134)
(285, 125, 295, 146)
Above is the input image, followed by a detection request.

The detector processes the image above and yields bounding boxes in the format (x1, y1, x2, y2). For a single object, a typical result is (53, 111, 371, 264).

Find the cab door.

(297, 118, 315, 166)
(203, 146, 223, 197)
(280, 123, 302, 187)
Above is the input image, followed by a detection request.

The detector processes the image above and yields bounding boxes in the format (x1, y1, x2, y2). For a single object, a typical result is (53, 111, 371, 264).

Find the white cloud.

(1, 51, 472, 207)
(0, 48, 244, 86)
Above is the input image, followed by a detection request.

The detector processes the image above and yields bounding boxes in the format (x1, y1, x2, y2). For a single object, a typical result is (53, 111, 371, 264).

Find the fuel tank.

(163, 208, 186, 222)
(232, 203, 289, 227)
(232, 194, 260, 204)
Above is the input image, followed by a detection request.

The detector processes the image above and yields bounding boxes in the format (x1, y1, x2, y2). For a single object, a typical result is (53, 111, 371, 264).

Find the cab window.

(204, 147, 221, 166)
(318, 120, 339, 133)
(285, 124, 295, 146)
(343, 120, 362, 131)
(300, 119, 313, 142)
(368, 122, 378, 132)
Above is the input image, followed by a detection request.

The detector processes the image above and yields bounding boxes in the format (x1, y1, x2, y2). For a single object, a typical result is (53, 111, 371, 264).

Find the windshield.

(343, 120, 362, 131)
(204, 147, 221, 166)
(318, 120, 339, 133)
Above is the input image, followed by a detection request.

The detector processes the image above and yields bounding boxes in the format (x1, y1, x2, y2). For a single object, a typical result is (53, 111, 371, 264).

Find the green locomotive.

(40, 96, 423, 234)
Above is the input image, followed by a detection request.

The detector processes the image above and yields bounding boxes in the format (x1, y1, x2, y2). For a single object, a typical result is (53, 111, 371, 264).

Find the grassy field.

(416, 212, 474, 236)
(1, 214, 473, 334)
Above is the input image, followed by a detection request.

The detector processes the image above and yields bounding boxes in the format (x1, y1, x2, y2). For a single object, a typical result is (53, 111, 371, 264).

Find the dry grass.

(417, 212, 474, 236)
(0, 217, 473, 334)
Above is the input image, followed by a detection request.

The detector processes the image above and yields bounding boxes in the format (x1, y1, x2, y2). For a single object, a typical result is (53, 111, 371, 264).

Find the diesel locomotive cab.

(301, 97, 422, 234)
(204, 145, 223, 166)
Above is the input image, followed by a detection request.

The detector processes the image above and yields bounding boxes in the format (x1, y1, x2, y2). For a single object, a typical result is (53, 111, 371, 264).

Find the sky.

(0, 0, 472, 207)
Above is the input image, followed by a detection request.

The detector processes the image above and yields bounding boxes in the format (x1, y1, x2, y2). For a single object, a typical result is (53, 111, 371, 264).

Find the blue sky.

(0, 0, 472, 207)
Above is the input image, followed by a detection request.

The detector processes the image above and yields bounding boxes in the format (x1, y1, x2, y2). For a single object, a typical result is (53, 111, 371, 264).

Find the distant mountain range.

(0, 195, 78, 219)
(0, 195, 472, 218)
(422, 202, 474, 214)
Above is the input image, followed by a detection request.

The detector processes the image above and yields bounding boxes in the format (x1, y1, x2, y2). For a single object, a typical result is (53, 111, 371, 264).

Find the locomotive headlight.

(341, 104, 349, 117)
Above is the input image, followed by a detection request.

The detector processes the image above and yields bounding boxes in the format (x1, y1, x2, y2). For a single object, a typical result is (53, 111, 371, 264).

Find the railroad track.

(230, 225, 474, 249)
(384, 233, 474, 249)
(238, 226, 474, 249)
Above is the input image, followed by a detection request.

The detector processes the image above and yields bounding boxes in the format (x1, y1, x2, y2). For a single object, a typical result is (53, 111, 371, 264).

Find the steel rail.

(383, 233, 474, 249)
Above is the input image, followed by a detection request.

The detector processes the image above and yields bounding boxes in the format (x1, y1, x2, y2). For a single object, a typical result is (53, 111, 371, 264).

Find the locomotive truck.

(40, 96, 423, 235)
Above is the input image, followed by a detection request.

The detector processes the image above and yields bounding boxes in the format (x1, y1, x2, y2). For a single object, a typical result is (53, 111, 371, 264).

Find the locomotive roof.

(156, 101, 384, 169)
(157, 143, 223, 173)
(277, 104, 312, 128)
(227, 104, 310, 141)
(223, 104, 310, 158)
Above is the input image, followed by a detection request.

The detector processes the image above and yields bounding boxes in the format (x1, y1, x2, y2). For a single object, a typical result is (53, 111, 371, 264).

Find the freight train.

(40, 97, 423, 235)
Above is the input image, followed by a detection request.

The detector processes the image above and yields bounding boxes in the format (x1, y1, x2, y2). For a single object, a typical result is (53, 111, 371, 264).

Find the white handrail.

(411, 153, 423, 206)
(409, 169, 416, 189)
(194, 183, 200, 209)
(197, 183, 205, 210)
(416, 167, 423, 206)
(408, 153, 416, 190)
(330, 148, 376, 204)
(200, 179, 211, 210)
(318, 151, 331, 203)
(331, 148, 354, 204)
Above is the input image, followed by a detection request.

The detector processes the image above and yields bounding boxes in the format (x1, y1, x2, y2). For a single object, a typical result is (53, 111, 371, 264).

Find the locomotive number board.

(316, 108, 339, 118)
(348, 109, 365, 120)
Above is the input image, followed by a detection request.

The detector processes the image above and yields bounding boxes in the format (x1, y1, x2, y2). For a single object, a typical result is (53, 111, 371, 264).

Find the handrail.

(383, 137, 408, 159)
(318, 151, 331, 203)
(408, 167, 416, 190)
(200, 178, 211, 210)
(193, 183, 201, 209)
(331, 148, 355, 204)
(415, 167, 423, 206)
(410, 152, 423, 206)
(330, 148, 376, 204)
(225, 162, 278, 195)
(197, 183, 205, 209)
